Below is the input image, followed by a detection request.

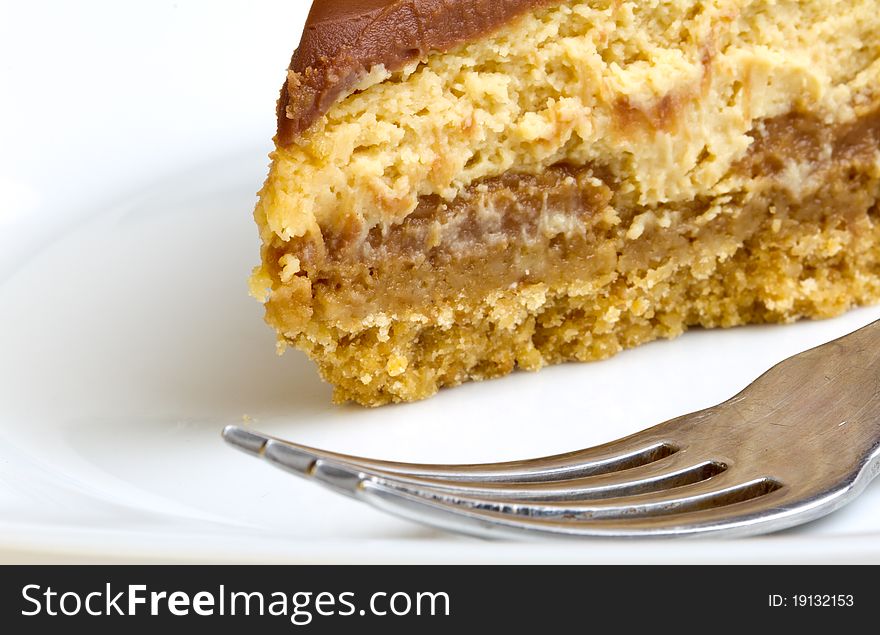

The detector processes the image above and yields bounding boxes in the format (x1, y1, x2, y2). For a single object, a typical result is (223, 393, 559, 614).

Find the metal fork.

(223, 320, 880, 539)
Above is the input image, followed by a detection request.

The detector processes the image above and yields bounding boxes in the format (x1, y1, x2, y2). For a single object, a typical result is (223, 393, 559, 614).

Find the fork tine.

(222, 425, 680, 484)
(310, 452, 728, 501)
(358, 468, 780, 521)
(222, 426, 272, 457)
(306, 457, 791, 529)
(223, 426, 727, 501)
(358, 475, 799, 538)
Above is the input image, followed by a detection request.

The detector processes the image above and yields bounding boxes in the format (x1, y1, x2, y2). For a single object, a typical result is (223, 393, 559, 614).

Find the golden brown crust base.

(297, 200, 880, 406)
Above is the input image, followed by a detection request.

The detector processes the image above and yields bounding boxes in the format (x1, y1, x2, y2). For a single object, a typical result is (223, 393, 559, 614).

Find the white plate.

(1, 1, 879, 564)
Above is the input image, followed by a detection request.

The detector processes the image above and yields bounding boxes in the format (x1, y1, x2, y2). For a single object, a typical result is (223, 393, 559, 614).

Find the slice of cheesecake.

(251, 0, 880, 406)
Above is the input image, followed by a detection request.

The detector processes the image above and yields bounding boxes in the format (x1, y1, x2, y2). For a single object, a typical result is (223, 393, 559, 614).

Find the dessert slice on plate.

(251, 0, 880, 406)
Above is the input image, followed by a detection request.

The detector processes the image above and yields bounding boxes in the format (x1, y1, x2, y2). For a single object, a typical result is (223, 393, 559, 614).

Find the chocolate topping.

(277, 0, 560, 144)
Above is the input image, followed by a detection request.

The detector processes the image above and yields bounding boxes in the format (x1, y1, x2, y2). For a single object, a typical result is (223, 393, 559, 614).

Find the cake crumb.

(386, 354, 409, 377)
